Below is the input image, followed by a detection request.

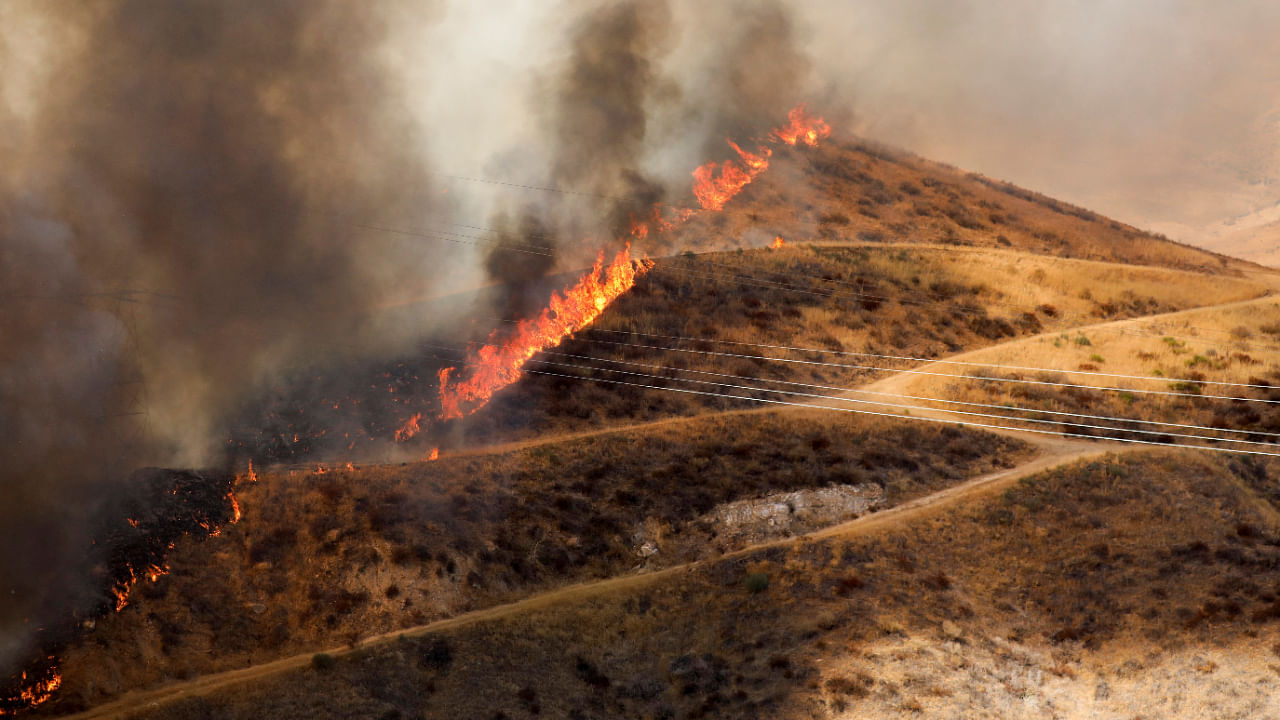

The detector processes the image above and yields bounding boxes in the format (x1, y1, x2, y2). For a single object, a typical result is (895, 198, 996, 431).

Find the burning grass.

(49, 412, 1029, 711)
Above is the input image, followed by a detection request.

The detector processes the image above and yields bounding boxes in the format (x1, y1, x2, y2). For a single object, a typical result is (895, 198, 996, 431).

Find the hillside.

(430, 243, 1265, 454)
(51, 411, 1031, 711)
(1207, 218, 1280, 268)
(31, 134, 1280, 719)
(101, 451, 1280, 720)
(655, 138, 1253, 274)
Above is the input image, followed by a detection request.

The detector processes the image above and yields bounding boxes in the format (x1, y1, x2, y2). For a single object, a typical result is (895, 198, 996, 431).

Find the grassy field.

(898, 296, 1280, 442)
(49, 412, 1029, 712)
(119, 451, 1280, 720)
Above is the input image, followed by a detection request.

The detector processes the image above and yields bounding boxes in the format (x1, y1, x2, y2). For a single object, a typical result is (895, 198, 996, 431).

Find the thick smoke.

(479, 0, 819, 303)
(478, 0, 674, 316)
(547, 0, 673, 241)
(0, 0, 446, 674)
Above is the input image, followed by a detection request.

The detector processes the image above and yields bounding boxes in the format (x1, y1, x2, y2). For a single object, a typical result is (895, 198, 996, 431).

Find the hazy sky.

(800, 0, 1280, 241)
(405, 0, 1280, 245)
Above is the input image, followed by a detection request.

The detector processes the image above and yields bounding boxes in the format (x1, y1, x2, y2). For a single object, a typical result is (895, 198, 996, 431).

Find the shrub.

(574, 656, 611, 688)
(311, 652, 335, 670)
(745, 572, 770, 593)
(418, 635, 454, 671)
(826, 674, 873, 698)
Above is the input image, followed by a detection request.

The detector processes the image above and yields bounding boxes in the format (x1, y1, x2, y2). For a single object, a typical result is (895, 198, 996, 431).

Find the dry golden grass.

(118, 451, 1280, 720)
(49, 411, 1029, 712)
(897, 297, 1280, 442)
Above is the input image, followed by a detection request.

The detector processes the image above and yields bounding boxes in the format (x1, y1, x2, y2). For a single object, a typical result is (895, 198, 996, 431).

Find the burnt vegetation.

(48, 413, 1030, 710)
(118, 452, 1280, 720)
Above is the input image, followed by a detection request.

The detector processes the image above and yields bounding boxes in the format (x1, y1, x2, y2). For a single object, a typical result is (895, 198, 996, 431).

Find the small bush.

(575, 656, 611, 688)
(418, 635, 454, 671)
(311, 652, 335, 671)
(745, 572, 770, 593)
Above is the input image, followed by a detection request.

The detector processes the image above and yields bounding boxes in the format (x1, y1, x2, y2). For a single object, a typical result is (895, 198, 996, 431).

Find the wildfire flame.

(229, 492, 242, 524)
(692, 141, 772, 211)
(629, 203, 697, 240)
(438, 244, 652, 420)
(425, 447, 439, 461)
(1, 665, 62, 715)
(772, 103, 831, 146)
(692, 103, 831, 211)
(770, 236, 785, 249)
(394, 412, 422, 442)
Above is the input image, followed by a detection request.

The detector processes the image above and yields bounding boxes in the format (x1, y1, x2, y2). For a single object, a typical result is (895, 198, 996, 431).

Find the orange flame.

(425, 447, 439, 461)
(772, 103, 831, 146)
(439, 244, 652, 420)
(770, 236, 785, 249)
(629, 203, 698, 240)
(692, 141, 771, 211)
(246, 459, 258, 483)
(228, 492, 242, 524)
(2, 666, 62, 714)
(110, 586, 129, 612)
(394, 412, 422, 442)
(692, 103, 831, 211)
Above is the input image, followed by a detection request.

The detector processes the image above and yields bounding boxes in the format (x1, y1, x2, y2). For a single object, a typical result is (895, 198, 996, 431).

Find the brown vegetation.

(650, 138, 1251, 275)
(112, 451, 1280, 719)
(49, 412, 1029, 711)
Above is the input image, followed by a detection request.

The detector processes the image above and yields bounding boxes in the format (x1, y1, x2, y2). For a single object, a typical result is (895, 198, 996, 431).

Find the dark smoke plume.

(547, 0, 673, 242)
(691, 1, 815, 145)
(483, 210, 558, 318)
(1, 0, 444, 676)
(481, 0, 673, 308)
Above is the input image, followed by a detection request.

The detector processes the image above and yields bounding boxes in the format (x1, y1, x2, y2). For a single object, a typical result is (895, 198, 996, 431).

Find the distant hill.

(1197, 203, 1280, 267)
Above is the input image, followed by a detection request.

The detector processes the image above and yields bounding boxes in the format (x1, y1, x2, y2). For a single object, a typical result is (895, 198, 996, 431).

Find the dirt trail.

(857, 292, 1280, 430)
(57, 284, 1280, 720)
(61, 434, 1106, 720)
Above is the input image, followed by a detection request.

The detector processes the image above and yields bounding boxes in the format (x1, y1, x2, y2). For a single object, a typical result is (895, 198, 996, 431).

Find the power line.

(524, 356, 1279, 448)
(567, 337, 1280, 404)
(524, 367, 1280, 458)
(527, 347, 1280, 440)
(579, 328, 1279, 391)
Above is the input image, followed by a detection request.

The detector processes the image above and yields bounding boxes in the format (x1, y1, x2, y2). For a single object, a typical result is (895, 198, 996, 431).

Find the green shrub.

(311, 652, 335, 670)
(745, 572, 770, 594)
